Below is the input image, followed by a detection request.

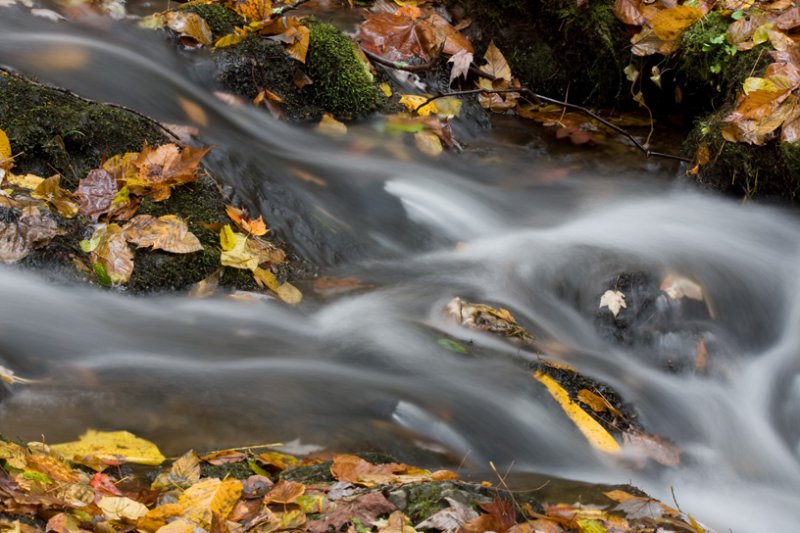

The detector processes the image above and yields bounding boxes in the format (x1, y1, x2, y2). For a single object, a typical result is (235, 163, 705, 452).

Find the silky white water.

(1, 8, 799, 531)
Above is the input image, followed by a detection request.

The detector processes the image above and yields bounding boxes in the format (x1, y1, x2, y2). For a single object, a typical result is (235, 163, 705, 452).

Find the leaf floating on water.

(122, 214, 203, 254)
(533, 371, 620, 454)
(50, 430, 166, 468)
(599, 290, 626, 317)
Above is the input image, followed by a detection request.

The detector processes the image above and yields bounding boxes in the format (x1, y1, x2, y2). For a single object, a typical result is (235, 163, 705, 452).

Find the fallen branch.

(359, 46, 438, 73)
(415, 88, 691, 163)
(273, 0, 311, 16)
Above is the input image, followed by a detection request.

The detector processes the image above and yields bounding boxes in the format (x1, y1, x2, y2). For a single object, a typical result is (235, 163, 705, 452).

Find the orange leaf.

(225, 205, 269, 236)
(650, 6, 704, 42)
(264, 479, 305, 504)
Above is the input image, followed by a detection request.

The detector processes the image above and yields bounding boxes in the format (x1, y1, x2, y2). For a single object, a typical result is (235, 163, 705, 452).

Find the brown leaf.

(263, 479, 305, 505)
(330, 454, 406, 486)
(357, 12, 438, 61)
(165, 11, 213, 47)
(201, 449, 247, 465)
(122, 214, 203, 254)
(426, 13, 473, 56)
(151, 450, 201, 490)
(614, 0, 646, 26)
(415, 497, 478, 533)
(307, 492, 396, 533)
(448, 49, 473, 85)
(87, 224, 135, 285)
(482, 41, 512, 82)
(226, 205, 268, 236)
(127, 143, 210, 201)
(77, 169, 118, 221)
(478, 496, 516, 533)
(31, 175, 78, 218)
(650, 6, 704, 41)
(0, 205, 62, 263)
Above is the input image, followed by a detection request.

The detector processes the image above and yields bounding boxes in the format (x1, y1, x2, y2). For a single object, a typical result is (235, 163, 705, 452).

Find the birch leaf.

(50, 430, 166, 467)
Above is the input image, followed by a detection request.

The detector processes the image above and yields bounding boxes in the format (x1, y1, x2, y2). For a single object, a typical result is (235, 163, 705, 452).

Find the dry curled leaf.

(31, 175, 79, 218)
(122, 214, 203, 254)
(77, 169, 118, 221)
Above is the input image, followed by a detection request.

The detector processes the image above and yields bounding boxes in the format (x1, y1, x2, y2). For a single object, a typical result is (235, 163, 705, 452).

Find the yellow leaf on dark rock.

(32, 175, 78, 218)
(4, 173, 44, 190)
(86, 224, 135, 285)
(179, 478, 243, 528)
(165, 11, 213, 46)
(225, 205, 268, 236)
(533, 371, 620, 454)
(51, 430, 165, 467)
(650, 6, 704, 41)
(122, 214, 203, 254)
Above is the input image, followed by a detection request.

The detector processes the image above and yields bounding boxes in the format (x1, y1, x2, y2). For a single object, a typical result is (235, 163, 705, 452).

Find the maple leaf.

(122, 214, 203, 254)
(448, 49, 473, 85)
(599, 289, 626, 317)
(125, 143, 210, 201)
(225, 205, 269, 236)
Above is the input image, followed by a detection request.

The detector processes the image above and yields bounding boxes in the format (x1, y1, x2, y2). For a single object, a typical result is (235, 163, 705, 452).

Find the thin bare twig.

(359, 46, 438, 73)
(273, 0, 311, 16)
(413, 88, 692, 163)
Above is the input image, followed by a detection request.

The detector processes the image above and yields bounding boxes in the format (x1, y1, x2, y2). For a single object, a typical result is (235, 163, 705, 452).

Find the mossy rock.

(685, 108, 800, 201)
(215, 21, 382, 120)
(0, 71, 164, 187)
(446, 0, 628, 106)
(0, 71, 265, 292)
(179, 3, 244, 38)
(677, 12, 771, 111)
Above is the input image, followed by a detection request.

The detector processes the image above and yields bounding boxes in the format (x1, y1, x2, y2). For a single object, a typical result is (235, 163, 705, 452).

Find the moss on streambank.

(215, 21, 383, 121)
(446, 0, 628, 106)
(0, 71, 277, 293)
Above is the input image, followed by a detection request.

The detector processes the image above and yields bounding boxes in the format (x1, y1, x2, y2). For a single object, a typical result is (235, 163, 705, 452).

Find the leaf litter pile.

(0, 429, 714, 533)
(0, 130, 299, 302)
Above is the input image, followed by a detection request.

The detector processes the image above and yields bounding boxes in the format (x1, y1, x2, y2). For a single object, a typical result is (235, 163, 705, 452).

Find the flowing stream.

(1, 8, 800, 532)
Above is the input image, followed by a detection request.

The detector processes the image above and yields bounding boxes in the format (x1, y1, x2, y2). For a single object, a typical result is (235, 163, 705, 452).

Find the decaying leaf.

(307, 491, 396, 533)
(253, 267, 303, 304)
(446, 297, 534, 344)
(98, 496, 149, 522)
(482, 41, 512, 82)
(125, 143, 211, 201)
(152, 450, 201, 490)
(165, 11, 213, 47)
(50, 430, 166, 468)
(77, 169, 118, 221)
(179, 478, 243, 528)
(533, 371, 621, 454)
(31, 175, 78, 218)
(264, 479, 305, 504)
(0, 205, 62, 263)
(416, 497, 479, 533)
(357, 12, 438, 61)
(620, 432, 681, 467)
(448, 49, 473, 85)
(599, 289, 626, 317)
(82, 224, 135, 285)
(4, 173, 44, 190)
(122, 214, 203, 254)
(414, 130, 443, 156)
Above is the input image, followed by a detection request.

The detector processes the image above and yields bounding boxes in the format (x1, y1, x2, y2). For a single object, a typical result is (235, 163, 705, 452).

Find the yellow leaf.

(285, 24, 311, 63)
(214, 31, 249, 49)
(380, 82, 393, 97)
(220, 224, 237, 251)
(743, 77, 778, 95)
(0, 128, 11, 160)
(378, 511, 416, 533)
(4, 173, 45, 190)
(0, 441, 27, 470)
(51, 429, 166, 467)
(533, 371, 620, 454)
(399, 94, 436, 116)
(87, 224, 135, 285)
(220, 232, 259, 271)
(316, 113, 348, 137)
(98, 496, 150, 522)
(482, 41, 512, 82)
(155, 519, 196, 533)
(234, 0, 272, 22)
(138, 504, 184, 532)
(414, 131, 443, 156)
(650, 6, 704, 42)
(179, 478, 243, 528)
(275, 281, 303, 304)
(0, 364, 35, 385)
(31, 175, 79, 218)
(165, 11, 213, 46)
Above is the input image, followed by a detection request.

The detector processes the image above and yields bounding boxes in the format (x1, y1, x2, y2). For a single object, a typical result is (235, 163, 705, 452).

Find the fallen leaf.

(620, 432, 681, 467)
(0, 128, 12, 177)
(446, 297, 534, 344)
(77, 169, 118, 221)
(233, 0, 272, 22)
(83, 224, 135, 285)
(695, 338, 708, 371)
(188, 268, 222, 298)
(255, 450, 299, 470)
(426, 13, 473, 56)
(0, 364, 35, 385)
(307, 492, 396, 533)
(137, 504, 184, 532)
(179, 478, 243, 528)
(478, 495, 516, 533)
(650, 6, 704, 41)
(614, 0, 646, 26)
(31, 175, 79, 218)
(414, 130, 443, 156)
(533, 371, 620, 454)
(357, 12, 438, 61)
(577, 389, 620, 416)
(316, 113, 348, 137)
(152, 450, 201, 490)
(0, 205, 62, 263)
(126, 143, 211, 201)
(98, 496, 149, 522)
(264, 479, 305, 504)
(379, 511, 416, 533)
(221, 231, 260, 271)
(599, 289, 626, 317)
(50, 429, 166, 467)
(122, 214, 203, 254)
(330, 454, 407, 486)
(165, 11, 213, 47)
(415, 497, 478, 533)
(482, 41, 512, 82)
(4, 173, 44, 190)
(659, 273, 703, 301)
(448, 49, 473, 85)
